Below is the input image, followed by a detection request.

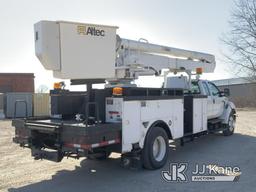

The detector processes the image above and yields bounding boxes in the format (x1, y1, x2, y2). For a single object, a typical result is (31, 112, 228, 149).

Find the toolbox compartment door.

(122, 101, 141, 152)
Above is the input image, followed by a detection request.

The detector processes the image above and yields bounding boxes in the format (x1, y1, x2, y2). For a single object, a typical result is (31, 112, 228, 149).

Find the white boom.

(115, 38, 215, 79)
(34, 20, 216, 80)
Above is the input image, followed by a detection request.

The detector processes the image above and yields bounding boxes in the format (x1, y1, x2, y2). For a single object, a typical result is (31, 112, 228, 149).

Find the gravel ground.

(0, 109, 256, 192)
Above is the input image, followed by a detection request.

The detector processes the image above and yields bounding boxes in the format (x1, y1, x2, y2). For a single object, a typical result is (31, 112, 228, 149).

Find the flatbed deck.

(13, 118, 122, 162)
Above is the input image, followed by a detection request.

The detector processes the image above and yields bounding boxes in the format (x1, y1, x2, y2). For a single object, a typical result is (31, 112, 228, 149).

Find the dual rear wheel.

(142, 127, 169, 170)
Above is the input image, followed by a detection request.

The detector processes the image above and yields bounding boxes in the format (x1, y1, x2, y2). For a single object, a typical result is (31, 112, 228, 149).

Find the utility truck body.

(13, 21, 236, 169)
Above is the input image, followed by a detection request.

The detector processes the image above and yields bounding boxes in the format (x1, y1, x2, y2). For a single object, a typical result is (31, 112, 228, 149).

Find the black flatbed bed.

(12, 117, 121, 162)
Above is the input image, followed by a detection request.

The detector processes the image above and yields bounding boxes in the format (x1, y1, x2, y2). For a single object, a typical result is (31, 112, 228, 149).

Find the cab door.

(207, 82, 225, 118)
(201, 81, 214, 119)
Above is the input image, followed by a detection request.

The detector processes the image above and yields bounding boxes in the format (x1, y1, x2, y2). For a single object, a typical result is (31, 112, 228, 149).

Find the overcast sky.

(0, 0, 235, 89)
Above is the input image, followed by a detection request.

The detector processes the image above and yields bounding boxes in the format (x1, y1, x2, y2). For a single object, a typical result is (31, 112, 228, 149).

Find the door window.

(208, 82, 220, 96)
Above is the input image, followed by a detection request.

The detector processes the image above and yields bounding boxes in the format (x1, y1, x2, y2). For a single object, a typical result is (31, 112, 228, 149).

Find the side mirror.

(223, 88, 230, 97)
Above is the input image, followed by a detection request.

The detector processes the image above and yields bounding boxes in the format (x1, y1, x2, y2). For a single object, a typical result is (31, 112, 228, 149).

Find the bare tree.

(36, 85, 49, 93)
(221, 0, 256, 81)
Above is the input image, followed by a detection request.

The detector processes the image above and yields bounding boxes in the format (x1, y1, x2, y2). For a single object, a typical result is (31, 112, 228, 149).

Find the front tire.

(223, 111, 236, 136)
(142, 127, 169, 170)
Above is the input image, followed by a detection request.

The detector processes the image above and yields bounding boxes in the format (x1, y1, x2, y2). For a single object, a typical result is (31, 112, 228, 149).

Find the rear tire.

(223, 111, 236, 136)
(142, 127, 169, 170)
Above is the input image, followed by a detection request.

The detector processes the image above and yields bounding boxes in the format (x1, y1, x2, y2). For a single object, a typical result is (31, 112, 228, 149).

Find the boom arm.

(115, 38, 216, 79)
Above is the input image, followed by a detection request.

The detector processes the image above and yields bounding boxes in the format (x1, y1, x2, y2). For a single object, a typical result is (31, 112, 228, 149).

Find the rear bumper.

(32, 147, 63, 162)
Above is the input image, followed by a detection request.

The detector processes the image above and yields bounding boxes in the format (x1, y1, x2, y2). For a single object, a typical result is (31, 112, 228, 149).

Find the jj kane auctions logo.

(162, 163, 241, 182)
(77, 25, 105, 37)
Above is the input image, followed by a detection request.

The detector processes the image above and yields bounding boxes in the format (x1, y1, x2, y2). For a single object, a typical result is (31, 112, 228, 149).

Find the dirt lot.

(0, 109, 256, 192)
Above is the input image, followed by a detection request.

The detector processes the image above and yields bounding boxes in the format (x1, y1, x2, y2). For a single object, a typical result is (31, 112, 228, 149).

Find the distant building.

(0, 73, 34, 93)
(0, 73, 35, 118)
(213, 77, 256, 108)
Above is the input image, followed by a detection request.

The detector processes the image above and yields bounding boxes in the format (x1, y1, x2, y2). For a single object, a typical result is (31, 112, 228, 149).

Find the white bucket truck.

(13, 21, 236, 169)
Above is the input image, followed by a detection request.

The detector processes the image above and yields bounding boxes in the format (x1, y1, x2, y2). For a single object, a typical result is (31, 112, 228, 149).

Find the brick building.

(0, 73, 35, 93)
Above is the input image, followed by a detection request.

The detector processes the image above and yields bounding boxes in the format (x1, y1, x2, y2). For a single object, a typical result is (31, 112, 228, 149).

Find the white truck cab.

(196, 80, 231, 119)
(194, 80, 236, 128)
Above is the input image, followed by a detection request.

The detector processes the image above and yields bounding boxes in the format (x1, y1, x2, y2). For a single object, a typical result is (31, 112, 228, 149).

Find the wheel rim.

(152, 136, 166, 162)
(228, 115, 235, 132)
